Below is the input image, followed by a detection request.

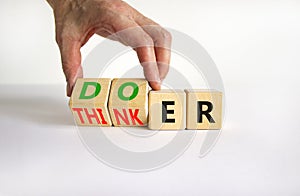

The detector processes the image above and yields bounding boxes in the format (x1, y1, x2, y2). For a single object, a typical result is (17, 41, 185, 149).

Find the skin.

(46, 0, 172, 96)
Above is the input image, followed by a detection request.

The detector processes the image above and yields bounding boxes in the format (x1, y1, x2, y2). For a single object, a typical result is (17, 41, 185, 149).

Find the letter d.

(79, 82, 101, 99)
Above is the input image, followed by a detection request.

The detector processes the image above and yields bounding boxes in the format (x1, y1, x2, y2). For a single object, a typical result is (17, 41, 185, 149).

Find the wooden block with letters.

(108, 78, 148, 126)
(69, 78, 112, 126)
(69, 78, 223, 130)
(185, 89, 222, 130)
(148, 89, 186, 130)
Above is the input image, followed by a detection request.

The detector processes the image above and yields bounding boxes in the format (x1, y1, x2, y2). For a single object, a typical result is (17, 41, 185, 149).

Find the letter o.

(118, 82, 139, 101)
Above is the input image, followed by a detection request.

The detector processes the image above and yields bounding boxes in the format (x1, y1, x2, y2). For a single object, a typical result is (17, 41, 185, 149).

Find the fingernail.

(67, 82, 72, 97)
(66, 66, 83, 97)
(150, 81, 161, 90)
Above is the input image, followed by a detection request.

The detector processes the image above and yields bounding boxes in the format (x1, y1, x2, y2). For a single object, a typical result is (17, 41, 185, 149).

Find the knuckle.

(55, 33, 62, 45)
(142, 34, 154, 46)
(56, 28, 76, 48)
(160, 29, 172, 43)
(55, 27, 62, 45)
(55, 28, 69, 46)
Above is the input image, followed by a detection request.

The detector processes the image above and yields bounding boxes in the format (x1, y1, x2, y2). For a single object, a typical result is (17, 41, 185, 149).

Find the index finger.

(109, 20, 162, 90)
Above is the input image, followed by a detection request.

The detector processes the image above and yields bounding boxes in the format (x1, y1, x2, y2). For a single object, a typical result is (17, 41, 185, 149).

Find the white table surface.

(1, 0, 300, 195)
(0, 83, 299, 196)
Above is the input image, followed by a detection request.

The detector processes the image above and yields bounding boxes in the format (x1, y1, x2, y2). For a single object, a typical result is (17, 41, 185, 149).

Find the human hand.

(47, 0, 172, 96)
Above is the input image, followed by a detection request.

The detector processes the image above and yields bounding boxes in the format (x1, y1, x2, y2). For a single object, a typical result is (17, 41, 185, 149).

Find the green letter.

(79, 82, 101, 99)
(118, 82, 139, 101)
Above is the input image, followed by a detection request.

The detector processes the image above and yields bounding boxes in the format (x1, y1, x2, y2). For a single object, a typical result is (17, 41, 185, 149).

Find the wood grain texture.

(185, 89, 222, 130)
(69, 78, 112, 126)
(148, 89, 186, 130)
(108, 78, 148, 126)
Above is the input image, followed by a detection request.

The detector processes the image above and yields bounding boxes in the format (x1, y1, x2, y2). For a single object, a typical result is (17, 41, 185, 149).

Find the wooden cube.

(108, 78, 148, 126)
(148, 90, 186, 130)
(69, 78, 112, 126)
(185, 89, 222, 130)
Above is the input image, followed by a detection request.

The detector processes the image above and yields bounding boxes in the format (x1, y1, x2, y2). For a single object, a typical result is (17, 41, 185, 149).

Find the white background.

(1, 0, 300, 195)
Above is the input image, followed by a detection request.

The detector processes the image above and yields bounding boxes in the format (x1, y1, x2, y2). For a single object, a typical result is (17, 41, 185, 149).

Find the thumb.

(59, 39, 83, 97)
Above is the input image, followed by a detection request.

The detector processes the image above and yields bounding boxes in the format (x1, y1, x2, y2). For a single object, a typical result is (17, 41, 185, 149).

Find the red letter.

(84, 108, 100, 124)
(113, 109, 130, 125)
(96, 108, 108, 125)
(72, 108, 85, 124)
(129, 109, 143, 125)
